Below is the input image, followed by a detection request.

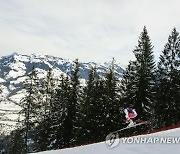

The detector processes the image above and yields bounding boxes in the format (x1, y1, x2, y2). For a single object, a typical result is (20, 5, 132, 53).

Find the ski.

(109, 121, 150, 134)
(105, 120, 150, 148)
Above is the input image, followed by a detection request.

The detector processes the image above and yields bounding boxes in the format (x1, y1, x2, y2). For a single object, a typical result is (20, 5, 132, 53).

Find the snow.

(3, 113, 19, 120)
(0, 78, 5, 83)
(10, 76, 28, 84)
(32, 128, 180, 154)
(7, 69, 25, 79)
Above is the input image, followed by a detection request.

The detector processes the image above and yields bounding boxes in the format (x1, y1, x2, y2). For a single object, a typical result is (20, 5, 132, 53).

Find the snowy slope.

(33, 127, 180, 154)
(0, 53, 124, 134)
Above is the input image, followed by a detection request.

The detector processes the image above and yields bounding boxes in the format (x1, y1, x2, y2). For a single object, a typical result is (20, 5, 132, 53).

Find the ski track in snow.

(32, 127, 180, 154)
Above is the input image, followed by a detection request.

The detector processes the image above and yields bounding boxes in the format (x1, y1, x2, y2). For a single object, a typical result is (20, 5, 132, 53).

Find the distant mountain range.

(0, 52, 125, 135)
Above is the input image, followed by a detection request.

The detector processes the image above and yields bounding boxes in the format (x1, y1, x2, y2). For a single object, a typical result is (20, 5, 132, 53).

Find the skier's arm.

(132, 109, 137, 117)
(124, 109, 129, 119)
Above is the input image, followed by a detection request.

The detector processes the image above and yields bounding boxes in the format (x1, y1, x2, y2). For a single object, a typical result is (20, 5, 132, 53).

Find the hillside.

(0, 53, 124, 134)
(32, 127, 180, 154)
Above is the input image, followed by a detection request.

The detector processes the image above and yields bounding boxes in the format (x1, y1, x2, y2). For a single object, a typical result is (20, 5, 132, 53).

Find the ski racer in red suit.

(124, 107, 137, 126)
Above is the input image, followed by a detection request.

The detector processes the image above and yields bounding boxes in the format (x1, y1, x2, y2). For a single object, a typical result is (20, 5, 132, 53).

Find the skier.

(124, 106, 137, 127)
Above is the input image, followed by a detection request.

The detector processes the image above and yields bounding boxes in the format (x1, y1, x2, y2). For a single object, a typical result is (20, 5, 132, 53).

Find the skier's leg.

(126, 117, 130, 123)
(128, 118, 137, 127)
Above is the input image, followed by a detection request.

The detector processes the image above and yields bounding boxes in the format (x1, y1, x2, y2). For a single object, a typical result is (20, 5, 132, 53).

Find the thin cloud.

(0, 0, 180, 65)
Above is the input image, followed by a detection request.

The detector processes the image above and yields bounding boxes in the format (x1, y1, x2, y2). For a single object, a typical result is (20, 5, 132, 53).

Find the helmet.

(127, 104, 134, 113)
(127, 107, 133, 113)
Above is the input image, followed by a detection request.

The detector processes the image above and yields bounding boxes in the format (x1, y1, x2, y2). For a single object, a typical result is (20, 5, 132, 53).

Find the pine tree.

(49, 59, 81, 149)
(0, 84, 3, 134)
(133, 26, 156, 122)
(156, 28, 180, 127)
(42, 69, 55, 116)
(34, 69, 56, 151)
(92, 77, 106, 141)
(100, 60, 123, 139)
(0, 84, 3, 102)
(120, 27, 156, 133)
(77, 66, 100, 144)
(19, 66, 42, 153)
(68, 59, 81, 146)
(120, 61, 137, 107)
(77, 64, 123, 144)
(49, 74, 72, 149)
(9, 129, 26, 154)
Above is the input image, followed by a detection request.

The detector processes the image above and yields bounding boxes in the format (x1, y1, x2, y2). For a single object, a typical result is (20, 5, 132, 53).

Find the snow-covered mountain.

(0, 52, 124, 135)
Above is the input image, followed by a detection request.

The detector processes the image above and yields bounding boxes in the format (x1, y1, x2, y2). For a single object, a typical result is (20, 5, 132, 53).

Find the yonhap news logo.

(121, 136, 180, 144)
(105, 134, 180, 148)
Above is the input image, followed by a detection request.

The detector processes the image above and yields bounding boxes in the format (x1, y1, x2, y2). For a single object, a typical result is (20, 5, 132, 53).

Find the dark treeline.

(1, 27, 180, 154)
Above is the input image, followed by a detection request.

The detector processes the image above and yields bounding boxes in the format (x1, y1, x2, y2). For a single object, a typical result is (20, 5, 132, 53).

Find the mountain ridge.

(0, 52, 125, 135)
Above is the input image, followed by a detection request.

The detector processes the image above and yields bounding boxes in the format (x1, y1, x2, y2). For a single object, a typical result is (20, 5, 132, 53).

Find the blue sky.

(0, 0, 180, 65)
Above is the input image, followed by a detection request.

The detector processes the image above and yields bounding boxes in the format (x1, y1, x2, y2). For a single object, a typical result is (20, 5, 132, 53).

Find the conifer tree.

(120, 27, 156, 132)
(42, 69, 55, 116)
(100, 60, 123, 138)
(120, 61, 137, 107)
(92, 77, 106, 141)
(0, 84, 2, 128)
(0, 83, 3, 130)
(34, 69, 56, 151)
(9, 129, 26, 154)
(78, 65, 122, 143)
(0, 84, 2, 102)
(68, 59, 81, 146)
(49, 59, 81, 149)
(156, 28, 180, 127)
(77, 66, 100, 144)
(58, 75, 73, 148)
(20, 66, 42, 153)
(49, 74, 72, 149)
(132, 26, 156, 122)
